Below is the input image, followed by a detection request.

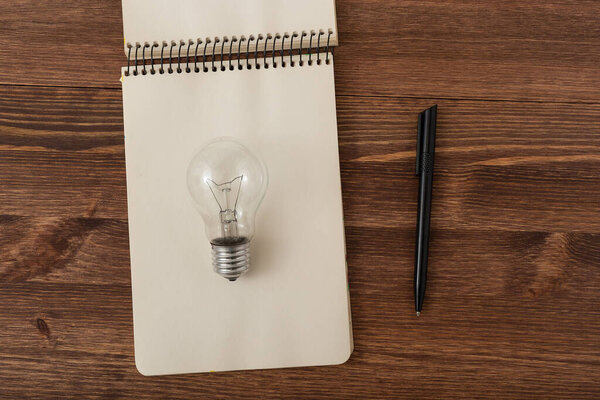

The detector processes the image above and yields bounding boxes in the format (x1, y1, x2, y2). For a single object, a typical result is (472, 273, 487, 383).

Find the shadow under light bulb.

(186, 138, 268, 281)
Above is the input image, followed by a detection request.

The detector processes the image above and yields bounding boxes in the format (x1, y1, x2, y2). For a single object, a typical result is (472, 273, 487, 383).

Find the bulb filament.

(206, 176, 243, 240)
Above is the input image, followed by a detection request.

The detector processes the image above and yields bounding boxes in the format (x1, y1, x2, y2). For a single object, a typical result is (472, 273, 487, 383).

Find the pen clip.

(416, 105, 438, 176)
(416, 111, 425, 176)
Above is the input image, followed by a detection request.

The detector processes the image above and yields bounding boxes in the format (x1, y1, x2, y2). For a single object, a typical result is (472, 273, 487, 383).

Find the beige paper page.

(122, 57, 352, 375)
(122, 0, 338, 51)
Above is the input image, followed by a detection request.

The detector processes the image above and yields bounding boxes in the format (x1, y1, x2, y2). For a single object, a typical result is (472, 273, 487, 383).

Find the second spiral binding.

(124, 29, 334, 77)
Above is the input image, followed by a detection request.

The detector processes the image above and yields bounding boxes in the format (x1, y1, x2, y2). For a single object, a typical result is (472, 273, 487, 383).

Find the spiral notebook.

(121, 0, 352, 376)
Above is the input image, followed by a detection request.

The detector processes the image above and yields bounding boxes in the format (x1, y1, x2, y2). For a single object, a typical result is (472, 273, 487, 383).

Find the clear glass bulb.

(186, 138, 268, 281)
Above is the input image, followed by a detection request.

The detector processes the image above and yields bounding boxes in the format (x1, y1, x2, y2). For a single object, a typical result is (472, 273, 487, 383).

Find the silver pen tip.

(416, 312, 421, 317)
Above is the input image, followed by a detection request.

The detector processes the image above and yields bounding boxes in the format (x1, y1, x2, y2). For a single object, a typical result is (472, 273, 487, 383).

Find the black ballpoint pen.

(414, 105, 437, 316)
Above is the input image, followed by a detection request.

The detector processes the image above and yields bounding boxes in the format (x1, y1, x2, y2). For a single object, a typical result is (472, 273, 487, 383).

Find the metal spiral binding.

(124, 29, 334, 77)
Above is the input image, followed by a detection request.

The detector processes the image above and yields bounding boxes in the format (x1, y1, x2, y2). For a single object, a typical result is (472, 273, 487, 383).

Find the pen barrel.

(414, 104, 437, 314)
(415, 153, 434, 312)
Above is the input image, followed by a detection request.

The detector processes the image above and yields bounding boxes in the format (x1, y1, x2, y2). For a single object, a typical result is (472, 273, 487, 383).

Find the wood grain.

(1, 0, 600, 398)
(2, 85, 598, 231)
(1, 83, 600, 398)
(0, 85, 126, 219)
(1, 0, 599, 102)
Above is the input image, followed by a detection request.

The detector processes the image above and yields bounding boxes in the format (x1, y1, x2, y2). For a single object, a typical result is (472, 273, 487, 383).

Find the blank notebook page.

(122, 57, 352, 375)
(122, 0, 338, 47)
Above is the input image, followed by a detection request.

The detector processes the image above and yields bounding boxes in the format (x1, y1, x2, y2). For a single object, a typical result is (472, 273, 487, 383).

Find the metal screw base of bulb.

(211, 238, 250, 281)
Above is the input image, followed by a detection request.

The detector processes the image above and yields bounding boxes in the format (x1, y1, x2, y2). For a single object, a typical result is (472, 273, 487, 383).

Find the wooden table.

(1, 1, 599, 398)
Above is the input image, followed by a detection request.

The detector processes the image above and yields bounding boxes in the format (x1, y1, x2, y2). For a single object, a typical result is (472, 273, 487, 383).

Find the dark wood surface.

(0, 1, 599, 398)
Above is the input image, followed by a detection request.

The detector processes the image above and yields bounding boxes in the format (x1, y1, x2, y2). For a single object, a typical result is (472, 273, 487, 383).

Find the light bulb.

(186, 138, 268, 281)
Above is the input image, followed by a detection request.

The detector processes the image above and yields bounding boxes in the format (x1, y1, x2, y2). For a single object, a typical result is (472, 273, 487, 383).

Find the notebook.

(121, 0, 352, 376)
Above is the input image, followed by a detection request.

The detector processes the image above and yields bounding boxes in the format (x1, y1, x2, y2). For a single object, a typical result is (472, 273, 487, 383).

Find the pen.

(414, 105, 437, 316)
